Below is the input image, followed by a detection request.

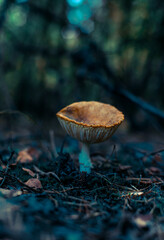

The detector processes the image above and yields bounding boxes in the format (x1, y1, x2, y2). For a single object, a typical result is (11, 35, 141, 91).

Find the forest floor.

(0, 127, 164, 240)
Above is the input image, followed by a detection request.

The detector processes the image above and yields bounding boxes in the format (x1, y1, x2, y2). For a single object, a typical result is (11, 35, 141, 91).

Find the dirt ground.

(0, 122, 164, 240)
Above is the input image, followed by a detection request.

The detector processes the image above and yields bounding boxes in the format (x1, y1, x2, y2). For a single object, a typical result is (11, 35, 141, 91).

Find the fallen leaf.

(17, 149, 33, 163)
(22, 167, 36, 177)
(134, 214, 152, 227)
(25, 178, 42, 189)
(17, 147, 41, 163)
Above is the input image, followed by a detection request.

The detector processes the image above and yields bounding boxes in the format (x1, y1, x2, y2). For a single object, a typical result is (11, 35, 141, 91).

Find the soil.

(0, 131, 164, 240)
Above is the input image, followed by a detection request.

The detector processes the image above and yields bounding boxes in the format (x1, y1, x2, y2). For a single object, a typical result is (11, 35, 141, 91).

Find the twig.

(66, 195, 90, 204)
(126, 177, 163, 185)
(90, 186, 113, 192)
(59, 136, 67, 154)
(95, 172, 134, 191)
(45, 190, 91, 204)
(0, 150, 14, 187)
(49, 130, 58, 158)
(33, 165, 61, 182)
(138, 148, 164, 160)
(48, 195, 58, 208)
(62, 201, 97, 207)
(58, 187, 83, 193)
(45, 186, 83, 194)
(60, 184, 68, 196)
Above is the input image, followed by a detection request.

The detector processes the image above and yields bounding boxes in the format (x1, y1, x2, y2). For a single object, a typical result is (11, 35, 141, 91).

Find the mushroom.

(56, 101, 124, 174)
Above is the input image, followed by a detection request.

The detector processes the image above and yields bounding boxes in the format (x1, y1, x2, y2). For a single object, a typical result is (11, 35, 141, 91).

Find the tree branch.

(87, 42, 164, 122)
(87, 72, 164, 122)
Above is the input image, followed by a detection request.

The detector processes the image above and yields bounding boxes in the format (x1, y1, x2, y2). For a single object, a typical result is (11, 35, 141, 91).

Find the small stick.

(45, 190, 91, 203)
(48, 195, 58, 207)
(33, 165, 61, 182)
(59, 136, 67, 154)
(67, 195, 90, 203)
(141, 148, 164, 159)
(62, 201, 97, 207)
(126, 177, 163, 184)
(0, 151, 15, 187)
(95, 172, 135, 191)
(49, 130, 58, 158)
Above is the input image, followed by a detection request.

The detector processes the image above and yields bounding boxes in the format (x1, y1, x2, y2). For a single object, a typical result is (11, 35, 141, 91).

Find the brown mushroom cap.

(56, 101, 124, 144)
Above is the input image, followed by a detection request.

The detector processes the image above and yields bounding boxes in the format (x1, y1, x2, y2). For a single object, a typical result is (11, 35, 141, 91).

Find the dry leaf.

(134, 214, 152, 227)
(17, 147, 41, 163)
(22, 167, 36, 177)
(25, 178, 42, 189)
(17, 149, 33, 163)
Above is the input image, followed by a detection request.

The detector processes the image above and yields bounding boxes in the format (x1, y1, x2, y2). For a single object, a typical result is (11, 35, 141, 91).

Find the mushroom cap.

(56, 101, 124, 144)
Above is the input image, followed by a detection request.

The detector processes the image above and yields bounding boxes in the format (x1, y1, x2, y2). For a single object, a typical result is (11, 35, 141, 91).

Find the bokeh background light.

(67, 0, 103, 32)
(0, 0, 163, 131)
(67, 0, 84, 7)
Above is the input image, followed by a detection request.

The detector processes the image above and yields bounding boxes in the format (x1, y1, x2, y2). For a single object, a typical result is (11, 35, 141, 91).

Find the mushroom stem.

(79, 143, 92, 174)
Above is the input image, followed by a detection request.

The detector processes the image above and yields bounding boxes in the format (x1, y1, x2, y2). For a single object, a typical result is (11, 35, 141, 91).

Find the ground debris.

(0, 137, 163, 240)
(25, 178, 43, 189)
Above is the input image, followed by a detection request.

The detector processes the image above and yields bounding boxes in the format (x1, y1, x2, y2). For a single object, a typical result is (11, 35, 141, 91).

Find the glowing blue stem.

(79, 143, 92, 174)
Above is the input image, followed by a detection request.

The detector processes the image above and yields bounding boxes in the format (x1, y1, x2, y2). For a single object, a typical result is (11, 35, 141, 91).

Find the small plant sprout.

(56, 101, 124, 174)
